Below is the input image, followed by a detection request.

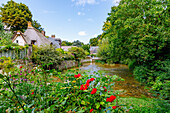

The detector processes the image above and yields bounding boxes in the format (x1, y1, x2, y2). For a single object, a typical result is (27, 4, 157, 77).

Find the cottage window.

(31, 40, 36, 45)
(16, 40, 18, 43)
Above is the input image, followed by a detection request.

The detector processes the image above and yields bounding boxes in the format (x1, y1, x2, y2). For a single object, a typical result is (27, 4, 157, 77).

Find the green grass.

(119, 97, 170, 113)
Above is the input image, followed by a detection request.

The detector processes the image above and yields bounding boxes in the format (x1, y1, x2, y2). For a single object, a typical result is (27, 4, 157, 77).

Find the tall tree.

(61, 41, 73, 46)
(32, 20, 44, 32)
(0, 0, 32, 32)
(72, 40, 84, 47)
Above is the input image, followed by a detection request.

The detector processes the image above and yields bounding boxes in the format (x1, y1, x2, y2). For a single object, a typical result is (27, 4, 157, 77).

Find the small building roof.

(48, 37, 60, 48)
(12, 21, 52, 47)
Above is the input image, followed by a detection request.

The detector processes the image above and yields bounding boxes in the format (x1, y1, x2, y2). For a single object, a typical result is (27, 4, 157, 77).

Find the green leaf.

(96, 103, 100, 109)
(100, 102, 105, 105)
(0, 74, 4, 78)
(81, 100, 86, 105)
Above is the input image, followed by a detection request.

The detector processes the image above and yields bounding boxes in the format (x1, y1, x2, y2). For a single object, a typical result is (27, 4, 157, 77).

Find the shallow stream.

(75, 61, 153, 98)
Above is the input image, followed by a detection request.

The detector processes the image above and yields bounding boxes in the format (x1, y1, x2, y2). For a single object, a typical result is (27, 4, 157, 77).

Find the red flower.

(80, 85, 84, 90)
(103, 86, 107, 92)
(106, 95, 116, 102)
(104, 89, 107, 92)
(84, 84, 88, 90)
(90, 78, 95, 81)
(91, 88, 97, 94)
(90, 109, 93, 112)
(19, 66, 22, 69)
(112, 106, 117, 109)
(74, 74, 81, 78)
(86, 79, 90, 83)
(99, 108, 101, 110)
(80, 84, 88, 90)
(31, 92, 34, 95)
(86, 82, 90, 87)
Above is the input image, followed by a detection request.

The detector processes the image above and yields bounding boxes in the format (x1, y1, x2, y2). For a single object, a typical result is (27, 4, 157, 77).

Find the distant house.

(47, 35, 61, 48)
(61, 46, 76, 51)
(12, 22, 56, 47)
(90, 46, 99, 54)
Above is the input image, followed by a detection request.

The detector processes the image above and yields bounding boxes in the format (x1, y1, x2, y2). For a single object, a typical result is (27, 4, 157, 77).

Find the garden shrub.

(0, 57, 14, 70)
(68, 47, 86, 61)
(133, 59, 170, 99)
(31, 45, 63, 69)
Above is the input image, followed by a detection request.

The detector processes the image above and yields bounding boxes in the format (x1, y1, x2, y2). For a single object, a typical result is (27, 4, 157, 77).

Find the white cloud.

(112, 0, 121, 6)
(78, 31, 87, 36)
(72, 0, 97, 6)
(77, 12, 85, 16)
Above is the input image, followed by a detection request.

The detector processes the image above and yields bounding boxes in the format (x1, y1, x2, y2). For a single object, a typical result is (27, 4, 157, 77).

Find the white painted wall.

(13, 36, 26, 46)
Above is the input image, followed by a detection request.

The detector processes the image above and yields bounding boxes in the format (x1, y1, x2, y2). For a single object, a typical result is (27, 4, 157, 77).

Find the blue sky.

(0, 0, 120, 44)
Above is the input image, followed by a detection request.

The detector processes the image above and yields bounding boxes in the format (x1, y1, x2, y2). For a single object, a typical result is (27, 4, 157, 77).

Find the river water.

(75, 61, 153, 98)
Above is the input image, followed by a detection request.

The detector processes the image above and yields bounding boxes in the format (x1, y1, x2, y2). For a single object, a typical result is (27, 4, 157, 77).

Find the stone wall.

(57, 60, 78, 70)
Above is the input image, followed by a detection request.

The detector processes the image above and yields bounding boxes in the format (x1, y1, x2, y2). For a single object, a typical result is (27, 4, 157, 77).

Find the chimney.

(51, 35, 55, 38)
(28, 21, 33, 28)
(41, 31, 46, 36)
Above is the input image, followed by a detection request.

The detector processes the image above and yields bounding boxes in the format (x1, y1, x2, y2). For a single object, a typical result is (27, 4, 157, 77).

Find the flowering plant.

(0, 64, 127, 112)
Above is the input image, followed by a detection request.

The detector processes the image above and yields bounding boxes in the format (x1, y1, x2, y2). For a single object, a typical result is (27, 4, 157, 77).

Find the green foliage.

(118, 97, 170, 113)
(61, 41, 72, 46)
(68, 47, 86, 61)
(32, 20, 44, 32)
(0, 19, 3, 31)
(82, 44, 90, 53)
(0, 31, 13, 45)
(0, 19, 13, 45)
(0, 63, 127, 112)
(97, 38, 111, 63)
(72, 40, 84, 47)
(0, 56, 14, 69)
(89, 37, 99, 46)
(31, 45, 63, 69)
(0, 0, 32, 31)
(98, 0, 170, 99)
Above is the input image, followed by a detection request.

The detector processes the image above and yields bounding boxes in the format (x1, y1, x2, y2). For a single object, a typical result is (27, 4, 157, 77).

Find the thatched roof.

(12, 22, 52, 47)
(48, 37, 60, 48)
(24, 22, 52, 46)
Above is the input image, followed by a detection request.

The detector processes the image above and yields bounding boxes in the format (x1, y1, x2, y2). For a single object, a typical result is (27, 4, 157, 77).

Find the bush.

(31, 45, 63, 69)
(68, 47, 86, 61)
(0, 57, 14, 70)
(133, 59, 170, 100)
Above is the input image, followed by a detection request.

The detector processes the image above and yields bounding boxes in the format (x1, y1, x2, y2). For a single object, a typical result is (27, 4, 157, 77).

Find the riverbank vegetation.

(97, 0, 169, 100)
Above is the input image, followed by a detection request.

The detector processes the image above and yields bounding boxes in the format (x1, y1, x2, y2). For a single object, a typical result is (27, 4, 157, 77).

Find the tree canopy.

(32, 20, 44, 32)
(98, 0, 169, 99)
(61, 41, 73, 46)
(0, 0, 32, 32)
(72, 40, 84, 47)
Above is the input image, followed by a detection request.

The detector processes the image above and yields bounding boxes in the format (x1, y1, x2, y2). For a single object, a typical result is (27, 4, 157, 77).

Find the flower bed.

(0, 64, 129, 112)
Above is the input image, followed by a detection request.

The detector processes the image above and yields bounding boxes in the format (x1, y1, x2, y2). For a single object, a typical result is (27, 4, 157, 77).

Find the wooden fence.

(0, 48, 28, 59)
